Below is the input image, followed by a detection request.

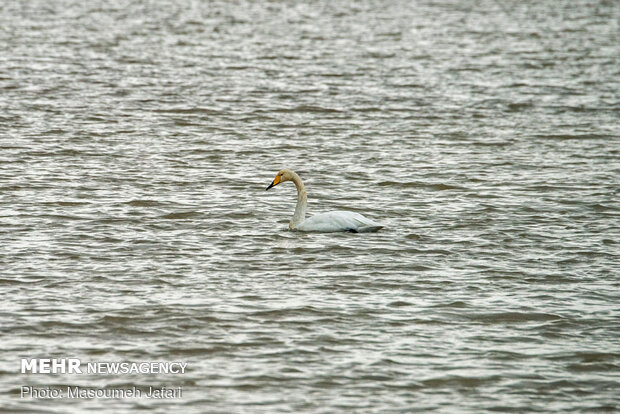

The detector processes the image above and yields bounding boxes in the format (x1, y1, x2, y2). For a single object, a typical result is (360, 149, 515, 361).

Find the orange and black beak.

(265, 174, 281, 191)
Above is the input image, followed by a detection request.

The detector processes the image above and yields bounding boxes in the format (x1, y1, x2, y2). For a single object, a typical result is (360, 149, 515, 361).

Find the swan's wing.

(296, 211, 383, 233)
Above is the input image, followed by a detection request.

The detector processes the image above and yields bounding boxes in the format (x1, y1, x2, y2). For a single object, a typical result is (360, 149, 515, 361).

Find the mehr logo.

(22, 359, 82, 374)
(21, 358, 188, 374)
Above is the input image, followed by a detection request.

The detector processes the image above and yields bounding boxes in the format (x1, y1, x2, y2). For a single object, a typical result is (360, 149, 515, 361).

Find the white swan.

(265, 169, 383, 233)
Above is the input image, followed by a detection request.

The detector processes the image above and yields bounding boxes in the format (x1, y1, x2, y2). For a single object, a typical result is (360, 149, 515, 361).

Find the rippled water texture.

(1, 0, 619, 412)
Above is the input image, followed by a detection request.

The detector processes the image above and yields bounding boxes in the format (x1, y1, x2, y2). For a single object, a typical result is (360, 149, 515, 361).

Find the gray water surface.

(1, 0, 619, 413)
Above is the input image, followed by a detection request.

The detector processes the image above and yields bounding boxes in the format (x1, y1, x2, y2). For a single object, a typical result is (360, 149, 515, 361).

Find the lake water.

(1, 0, 619, 412)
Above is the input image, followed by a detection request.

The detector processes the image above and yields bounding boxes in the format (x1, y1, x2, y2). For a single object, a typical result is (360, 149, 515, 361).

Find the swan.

(265, 169, 383, 233)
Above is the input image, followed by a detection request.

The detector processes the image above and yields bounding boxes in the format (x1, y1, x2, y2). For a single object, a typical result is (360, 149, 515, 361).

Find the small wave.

(466, 312, 563, 323)
(0, 278, 23, 285)
(378, 181, 464, 191)
(125, 199, 162, 207)
(421, 375, 501, 388)
(387, 300, 412, 307)
(270, 105, 343, 114)
(506, 101, 534, 111)
(160, 211, 201, 219)
(152, 107, 223, 115)
(534, 133, 612, 140)
(431, 301, 469, 309)
(41, 201, 89, 206)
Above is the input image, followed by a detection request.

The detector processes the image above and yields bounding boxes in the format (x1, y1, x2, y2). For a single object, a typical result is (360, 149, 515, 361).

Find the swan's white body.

(296, 211, 383, 233)
(266, 169, 383, 233)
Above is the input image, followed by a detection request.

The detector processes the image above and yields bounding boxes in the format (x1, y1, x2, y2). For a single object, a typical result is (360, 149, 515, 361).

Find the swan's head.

(265, 169, 294, 191)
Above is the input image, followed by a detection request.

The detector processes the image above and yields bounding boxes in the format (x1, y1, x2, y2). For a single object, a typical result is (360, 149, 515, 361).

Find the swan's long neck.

(290, 172, 307, 229)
